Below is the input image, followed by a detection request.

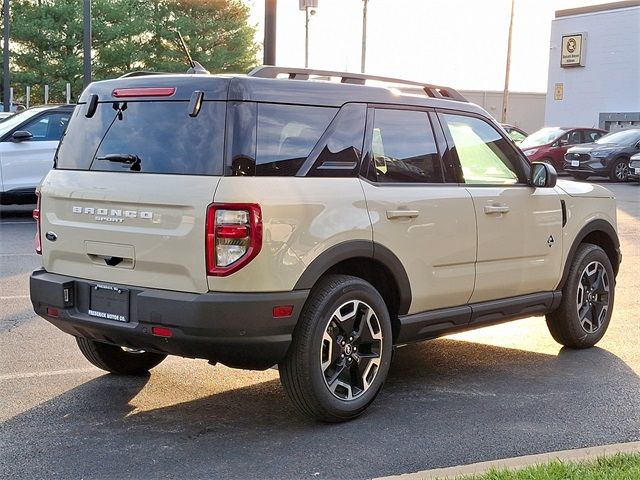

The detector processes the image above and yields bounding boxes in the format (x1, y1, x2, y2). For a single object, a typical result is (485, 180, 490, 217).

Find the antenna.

(175, 30, 210, 75)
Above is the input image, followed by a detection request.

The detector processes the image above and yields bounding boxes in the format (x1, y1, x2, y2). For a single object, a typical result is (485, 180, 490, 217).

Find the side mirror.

(530, 162, 557, 188)
(11, 130, 33, 142)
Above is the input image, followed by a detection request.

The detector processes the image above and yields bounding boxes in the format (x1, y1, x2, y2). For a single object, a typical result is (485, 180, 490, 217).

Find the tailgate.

(39, 170, 219, 293)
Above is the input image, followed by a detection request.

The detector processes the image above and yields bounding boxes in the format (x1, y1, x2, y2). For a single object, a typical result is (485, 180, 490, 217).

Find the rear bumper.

(30, 269, 309, 370)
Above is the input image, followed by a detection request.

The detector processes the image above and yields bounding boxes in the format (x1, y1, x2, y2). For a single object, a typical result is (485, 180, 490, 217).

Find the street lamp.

(361, 0, 368, 73)
(83, 0, 91, 89)
(2, 0, 10, 112)
(299, 0, 318, 68)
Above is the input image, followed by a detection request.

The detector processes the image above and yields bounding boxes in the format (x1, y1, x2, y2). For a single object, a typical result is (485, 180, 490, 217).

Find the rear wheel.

(609, 158, 629, 182)
(546, 244, 614, 348)
(76, 337, 167, 375)
(279, 275, 393, 422)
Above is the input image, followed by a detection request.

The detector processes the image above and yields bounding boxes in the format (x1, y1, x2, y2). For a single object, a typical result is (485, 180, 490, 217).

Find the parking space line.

(0, 368, 98, 381)
(0, 295, 30, 299)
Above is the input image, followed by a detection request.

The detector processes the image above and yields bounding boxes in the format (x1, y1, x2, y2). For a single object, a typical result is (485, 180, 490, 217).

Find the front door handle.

(386, 209, 420, 220)
(483, 204, 510, 214)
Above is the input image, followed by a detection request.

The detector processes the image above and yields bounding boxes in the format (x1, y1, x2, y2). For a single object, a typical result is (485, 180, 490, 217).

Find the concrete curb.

(374, 441, 640, 480)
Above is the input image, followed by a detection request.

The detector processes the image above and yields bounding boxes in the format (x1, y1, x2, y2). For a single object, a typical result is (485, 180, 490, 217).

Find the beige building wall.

(460, 90, 546, 134)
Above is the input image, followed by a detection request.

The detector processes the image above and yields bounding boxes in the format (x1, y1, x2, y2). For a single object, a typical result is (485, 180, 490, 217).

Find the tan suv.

(30, 67, 621, 422)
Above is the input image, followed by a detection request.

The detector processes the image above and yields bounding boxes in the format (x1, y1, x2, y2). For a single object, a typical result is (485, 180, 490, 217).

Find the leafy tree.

(5, 0, 259, 104)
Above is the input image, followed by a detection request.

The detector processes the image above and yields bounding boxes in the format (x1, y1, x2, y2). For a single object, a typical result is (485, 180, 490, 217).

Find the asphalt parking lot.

(1, 181, 638, 479)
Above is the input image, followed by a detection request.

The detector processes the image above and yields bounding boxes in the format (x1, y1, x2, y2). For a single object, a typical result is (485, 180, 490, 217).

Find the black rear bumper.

(30, 269, 309, 370)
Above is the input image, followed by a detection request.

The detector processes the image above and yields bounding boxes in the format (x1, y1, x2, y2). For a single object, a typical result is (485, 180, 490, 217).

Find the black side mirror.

(530, 162, 557, 188)
(11, 130, 33, 142)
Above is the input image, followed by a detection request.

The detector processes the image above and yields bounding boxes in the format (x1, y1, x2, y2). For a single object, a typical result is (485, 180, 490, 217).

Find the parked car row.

(0, 104, 73, 205)
(518, 126, 640, 182)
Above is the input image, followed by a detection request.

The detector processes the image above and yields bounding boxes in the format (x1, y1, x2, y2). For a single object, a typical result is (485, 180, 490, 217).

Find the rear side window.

(586, 130, 604, 142)
(56, 101, 225, 175)
(370, 108, 443, 183)
(255, 104, 337, 176)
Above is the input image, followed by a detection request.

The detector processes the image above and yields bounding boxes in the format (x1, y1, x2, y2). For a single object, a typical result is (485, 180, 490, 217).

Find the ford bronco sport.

(30, 66, 621, 422)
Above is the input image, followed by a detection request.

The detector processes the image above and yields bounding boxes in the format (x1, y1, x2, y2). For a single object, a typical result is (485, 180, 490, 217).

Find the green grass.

(456, 453, 640, 480)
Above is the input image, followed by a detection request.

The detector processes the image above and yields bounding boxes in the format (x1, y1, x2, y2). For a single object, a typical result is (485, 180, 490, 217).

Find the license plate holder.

(89, 284, 130, 322)
(571, 160, 580, 167)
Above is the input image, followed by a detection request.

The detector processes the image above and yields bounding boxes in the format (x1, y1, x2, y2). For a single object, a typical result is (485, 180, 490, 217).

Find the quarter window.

(370, 109, 442, 183)
(255, 104, 337, 176)
(442, 113, 521, 185)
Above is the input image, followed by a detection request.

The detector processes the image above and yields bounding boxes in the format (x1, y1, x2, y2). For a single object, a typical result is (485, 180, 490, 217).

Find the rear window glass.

(56, 101, 225, 175)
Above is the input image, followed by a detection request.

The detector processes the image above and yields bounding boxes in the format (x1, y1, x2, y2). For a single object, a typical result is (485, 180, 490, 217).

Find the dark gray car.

(564, 128, 640, 181)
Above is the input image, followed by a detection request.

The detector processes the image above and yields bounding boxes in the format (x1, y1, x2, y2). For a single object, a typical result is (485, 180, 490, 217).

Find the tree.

(7, 0, 259, 103)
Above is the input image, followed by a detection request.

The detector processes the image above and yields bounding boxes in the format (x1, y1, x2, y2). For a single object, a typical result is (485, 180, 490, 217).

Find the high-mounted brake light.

(33, 192, 42, 255)
(206, 203, 262, 277)
(112, 87, 176, 98)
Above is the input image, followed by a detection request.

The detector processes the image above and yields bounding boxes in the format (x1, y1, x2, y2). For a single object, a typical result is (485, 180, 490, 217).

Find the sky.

(247, 0, 608, 93)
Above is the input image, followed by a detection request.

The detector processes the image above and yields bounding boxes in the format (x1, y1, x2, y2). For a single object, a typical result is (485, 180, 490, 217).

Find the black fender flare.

(293, 240, 412, 315)
(558, 219, 621, 290)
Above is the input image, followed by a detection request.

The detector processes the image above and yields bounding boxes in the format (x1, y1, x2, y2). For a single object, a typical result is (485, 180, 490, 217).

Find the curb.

(374, 441, 640, 480)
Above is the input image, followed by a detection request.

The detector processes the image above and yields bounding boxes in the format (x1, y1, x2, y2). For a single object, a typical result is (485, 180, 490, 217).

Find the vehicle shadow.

(1, 338, 638, 479)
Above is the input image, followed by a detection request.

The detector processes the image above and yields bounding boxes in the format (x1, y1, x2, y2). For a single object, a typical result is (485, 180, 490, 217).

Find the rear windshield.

(55, 101, 225, 175)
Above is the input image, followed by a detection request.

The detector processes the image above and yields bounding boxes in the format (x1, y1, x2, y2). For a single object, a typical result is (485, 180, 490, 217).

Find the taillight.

(206, 204, 262, 276)
(112, 87, 176, 98)
(33, 192, 42, 255)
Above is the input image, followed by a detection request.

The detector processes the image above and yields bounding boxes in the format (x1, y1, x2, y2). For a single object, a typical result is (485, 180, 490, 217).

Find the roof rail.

(248, 66, 467, 102)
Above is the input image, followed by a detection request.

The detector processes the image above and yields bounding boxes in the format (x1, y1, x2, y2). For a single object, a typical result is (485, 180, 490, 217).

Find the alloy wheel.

(576, 261, 610, 334)
(320, 300, 383, 401)
(614, 162, 629, 181)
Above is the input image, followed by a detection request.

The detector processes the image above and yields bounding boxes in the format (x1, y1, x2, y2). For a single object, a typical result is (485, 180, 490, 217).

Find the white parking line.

(0, 368, 98, 381)
(0, 295, 30, 299)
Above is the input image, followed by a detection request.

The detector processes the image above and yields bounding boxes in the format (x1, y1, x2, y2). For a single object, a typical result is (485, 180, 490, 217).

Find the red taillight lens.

(205, 203, 262, 277)
(112, 87, 176, 98)
(273, 305, 294, 318)
(151, 326, 173, 338)
(33, 192, 42, 255)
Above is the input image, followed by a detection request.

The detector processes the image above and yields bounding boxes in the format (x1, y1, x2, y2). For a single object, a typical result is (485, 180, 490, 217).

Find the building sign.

(561, 33, 586, 67)
(554, 83, 564, 100)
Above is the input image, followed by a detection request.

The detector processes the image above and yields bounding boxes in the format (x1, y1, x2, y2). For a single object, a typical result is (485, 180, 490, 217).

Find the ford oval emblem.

(45, 231, 58, 242)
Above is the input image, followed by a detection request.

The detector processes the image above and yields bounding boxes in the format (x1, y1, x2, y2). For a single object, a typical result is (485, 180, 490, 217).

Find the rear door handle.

(386, 210, 420, 219)
(483, 204, 510, 214)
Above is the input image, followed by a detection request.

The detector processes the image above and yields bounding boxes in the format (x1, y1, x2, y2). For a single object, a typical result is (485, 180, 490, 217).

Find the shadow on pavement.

(1, 338, 638, 479)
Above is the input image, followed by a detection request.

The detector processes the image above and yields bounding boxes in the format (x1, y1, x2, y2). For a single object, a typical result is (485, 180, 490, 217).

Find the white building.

(544, 1, 640, 131)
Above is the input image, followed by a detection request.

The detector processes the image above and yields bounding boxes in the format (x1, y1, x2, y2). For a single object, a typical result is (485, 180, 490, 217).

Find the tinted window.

(564, 130, 582, 145)
(306, 103, 366, 177)
(22, 112, 70, 141)
(56, 101, 225, 175)
(586, 130, 604, 142)
(255, 104, 336, 176)
(442, 113, 521, 185)
(371, 109, 442, 183)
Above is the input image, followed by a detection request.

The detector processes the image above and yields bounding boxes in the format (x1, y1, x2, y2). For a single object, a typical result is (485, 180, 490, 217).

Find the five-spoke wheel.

(547, 243, 615, 348)
(280, 275, 392, 422)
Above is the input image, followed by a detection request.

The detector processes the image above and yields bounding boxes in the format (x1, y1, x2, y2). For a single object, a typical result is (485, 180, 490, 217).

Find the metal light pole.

(501, 0, 515, 123)
(2, 0, 10, 112)
(264, 0, 277, 65)
(83, 0, 92, 89)
(361, 0, 368, 73)
(304, 6, 309, 68)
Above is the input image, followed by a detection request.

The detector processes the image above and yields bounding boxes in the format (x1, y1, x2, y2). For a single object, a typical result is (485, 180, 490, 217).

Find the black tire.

(279, 274, 393, 422)
(571, 173, 589, 180)
(609, 158, 629, 182)
(546, 244, 615, 348)
(76, 337, 167, 375)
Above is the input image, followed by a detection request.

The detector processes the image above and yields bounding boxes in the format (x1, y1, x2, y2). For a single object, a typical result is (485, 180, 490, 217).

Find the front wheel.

(546, 244, 615, 348)
(279, 275, 393, 422)
(609, 158, 629, 182)
(76, 337, 167, 375)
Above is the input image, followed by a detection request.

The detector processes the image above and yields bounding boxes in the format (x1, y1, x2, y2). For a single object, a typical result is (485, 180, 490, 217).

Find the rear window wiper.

(97, 154, 142, 171)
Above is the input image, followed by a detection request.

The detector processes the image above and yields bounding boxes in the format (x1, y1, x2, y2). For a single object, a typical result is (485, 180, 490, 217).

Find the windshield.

(520, 127, 565, 148)
(0, 107, 50, 137)
(595, 129, 640, 146)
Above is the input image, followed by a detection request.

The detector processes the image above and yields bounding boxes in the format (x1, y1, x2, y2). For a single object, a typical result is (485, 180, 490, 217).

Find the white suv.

(0, 105, 73, 205)
(29, 67, 621, 422)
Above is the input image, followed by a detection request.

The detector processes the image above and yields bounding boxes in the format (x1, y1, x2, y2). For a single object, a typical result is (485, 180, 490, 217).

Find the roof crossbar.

(248, 66, 467, 102)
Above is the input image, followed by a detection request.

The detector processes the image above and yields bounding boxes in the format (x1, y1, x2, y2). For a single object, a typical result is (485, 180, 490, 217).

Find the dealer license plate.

(571, 160, 580, 167)
(635, 168, 640, 175)
(89, 284, 130, 322)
